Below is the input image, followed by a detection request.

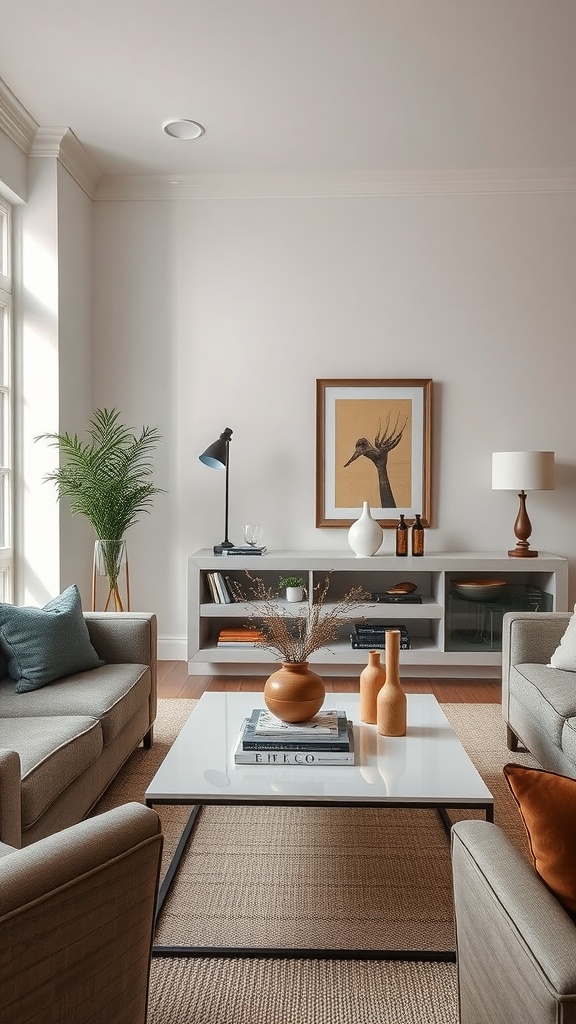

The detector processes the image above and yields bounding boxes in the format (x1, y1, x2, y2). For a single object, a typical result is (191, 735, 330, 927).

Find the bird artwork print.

(344, 414, 407, 508)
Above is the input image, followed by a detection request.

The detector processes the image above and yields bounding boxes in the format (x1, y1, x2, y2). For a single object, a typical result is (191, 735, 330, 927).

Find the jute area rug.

(95, 699, 539, 1024)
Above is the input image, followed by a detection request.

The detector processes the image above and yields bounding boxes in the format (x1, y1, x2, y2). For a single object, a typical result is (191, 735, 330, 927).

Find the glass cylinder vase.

(92, 539, 130, 612)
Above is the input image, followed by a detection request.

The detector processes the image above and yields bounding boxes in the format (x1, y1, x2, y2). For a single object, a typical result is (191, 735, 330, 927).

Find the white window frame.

(0, 197, 13, 601)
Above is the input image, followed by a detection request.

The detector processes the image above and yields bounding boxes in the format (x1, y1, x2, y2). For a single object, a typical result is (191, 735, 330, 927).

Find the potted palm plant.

(37, 408, 164, 610)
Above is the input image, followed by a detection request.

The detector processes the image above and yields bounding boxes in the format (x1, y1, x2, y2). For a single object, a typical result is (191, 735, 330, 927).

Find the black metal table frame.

(145, 794, 493, 963)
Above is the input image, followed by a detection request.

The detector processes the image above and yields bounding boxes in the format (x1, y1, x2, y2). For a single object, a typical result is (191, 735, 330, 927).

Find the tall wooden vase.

(360, 650, 386, 724)
(377, 630, 407, 736)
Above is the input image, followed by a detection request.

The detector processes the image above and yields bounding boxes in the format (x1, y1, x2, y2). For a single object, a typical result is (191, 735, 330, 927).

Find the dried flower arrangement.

(229, 572, 370, 663)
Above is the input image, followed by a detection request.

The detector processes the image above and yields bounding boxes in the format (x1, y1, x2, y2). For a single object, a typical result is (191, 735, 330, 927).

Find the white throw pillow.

(549, 606, 576, 671)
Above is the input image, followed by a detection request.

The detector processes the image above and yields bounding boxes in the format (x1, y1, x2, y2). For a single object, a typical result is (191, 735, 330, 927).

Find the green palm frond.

(36, 408, 164, 541)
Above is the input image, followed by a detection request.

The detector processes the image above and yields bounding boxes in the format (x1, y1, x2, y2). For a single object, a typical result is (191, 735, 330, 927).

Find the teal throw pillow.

(0, 584, 104, 693)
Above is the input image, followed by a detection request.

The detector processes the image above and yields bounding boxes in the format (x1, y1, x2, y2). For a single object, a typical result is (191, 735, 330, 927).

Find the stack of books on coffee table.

(350, 621, 411, 650)
(234, 708, 355, 765)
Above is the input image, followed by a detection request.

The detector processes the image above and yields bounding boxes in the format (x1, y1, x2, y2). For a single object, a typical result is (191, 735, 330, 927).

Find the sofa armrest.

(84, 611, 157, 730)
(0, 802, 162, 1024)
(0, 749, 22, 848)
(452, 819, 576, 1024)
(501, 611, 572, 723)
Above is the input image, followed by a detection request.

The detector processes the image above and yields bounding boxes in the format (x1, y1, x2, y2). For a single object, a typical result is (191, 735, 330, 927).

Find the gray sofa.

(0, 611, 157, 848)
(0, 801, 163, 1024)
(502, 610, 576, 777)
(452, 819, 576, 1024)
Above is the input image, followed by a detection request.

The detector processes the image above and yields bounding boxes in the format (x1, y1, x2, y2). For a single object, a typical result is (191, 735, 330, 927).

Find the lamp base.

(508, 546, 538, 558)
(213, 542, 234, 554)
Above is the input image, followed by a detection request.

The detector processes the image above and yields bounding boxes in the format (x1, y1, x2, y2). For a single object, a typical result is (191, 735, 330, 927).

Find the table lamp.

(491, 451, 555, 558)
(199, 427, 234, 554)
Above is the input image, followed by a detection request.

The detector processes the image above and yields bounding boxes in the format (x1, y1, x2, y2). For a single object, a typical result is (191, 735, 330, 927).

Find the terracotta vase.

(263, 662, 325, 723)
(376, 630, 407, 736)
(359, 649, 386, 724)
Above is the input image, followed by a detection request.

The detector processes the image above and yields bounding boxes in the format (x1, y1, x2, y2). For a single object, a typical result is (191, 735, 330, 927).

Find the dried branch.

(229, 572, 370, 663)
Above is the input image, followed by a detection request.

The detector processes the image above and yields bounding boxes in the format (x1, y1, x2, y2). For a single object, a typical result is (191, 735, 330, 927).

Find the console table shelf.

(187, 550, 568, 677)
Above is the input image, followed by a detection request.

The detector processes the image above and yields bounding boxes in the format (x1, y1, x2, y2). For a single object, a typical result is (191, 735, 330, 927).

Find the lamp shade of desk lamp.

(492, 451, 555, 558)
(199, 427, 234, 554)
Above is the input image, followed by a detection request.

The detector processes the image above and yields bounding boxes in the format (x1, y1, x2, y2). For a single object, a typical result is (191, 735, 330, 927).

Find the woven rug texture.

(94, 698, 539, 1024)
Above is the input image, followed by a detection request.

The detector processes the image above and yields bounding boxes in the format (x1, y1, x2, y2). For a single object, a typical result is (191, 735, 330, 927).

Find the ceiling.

(1, 0, 576, 180)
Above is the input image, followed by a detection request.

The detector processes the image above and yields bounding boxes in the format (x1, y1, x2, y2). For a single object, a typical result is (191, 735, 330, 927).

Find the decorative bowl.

(451, 579, 508, 603)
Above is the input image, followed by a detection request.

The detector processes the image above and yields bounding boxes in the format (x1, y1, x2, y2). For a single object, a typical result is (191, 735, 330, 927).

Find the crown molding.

(0, 75, 37, 154)
(94, 167, 576, 201)
(29, 127, 101, 198)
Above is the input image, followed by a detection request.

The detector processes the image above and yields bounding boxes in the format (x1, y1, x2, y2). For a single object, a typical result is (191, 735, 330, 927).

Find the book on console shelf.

(220, 545, 267, 555)
(242, 709, 351, 750)
(216, 628, 266, 647)
(234, 720, 355, 764)
(206, 571, 235, 603)
(351, 623, 411, 650)
(371, 592, 423, 604)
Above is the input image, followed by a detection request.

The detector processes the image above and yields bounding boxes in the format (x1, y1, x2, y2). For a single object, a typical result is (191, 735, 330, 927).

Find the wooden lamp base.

(508, 490, 538, 558)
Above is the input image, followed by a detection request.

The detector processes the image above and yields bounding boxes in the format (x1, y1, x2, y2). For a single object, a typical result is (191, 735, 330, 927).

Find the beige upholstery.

(0, 612, 157, 847)
(502, 610, 576, 777)
(0, 802, 162, 1024)
(452, 819, 576, 1024)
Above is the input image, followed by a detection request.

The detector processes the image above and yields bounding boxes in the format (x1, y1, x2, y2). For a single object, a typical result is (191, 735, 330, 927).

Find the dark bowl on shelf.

(450, 580, 508, 602)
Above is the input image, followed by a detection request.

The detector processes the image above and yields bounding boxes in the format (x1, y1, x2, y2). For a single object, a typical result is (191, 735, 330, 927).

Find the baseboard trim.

(158, 636, 187, 660)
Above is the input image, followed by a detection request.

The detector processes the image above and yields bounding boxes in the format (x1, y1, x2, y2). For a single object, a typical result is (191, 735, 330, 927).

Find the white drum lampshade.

(492, 451, 555, 557)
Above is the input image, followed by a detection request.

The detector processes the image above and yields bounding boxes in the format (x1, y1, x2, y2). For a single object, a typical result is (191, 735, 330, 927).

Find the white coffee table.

(145, 691, 493, 961)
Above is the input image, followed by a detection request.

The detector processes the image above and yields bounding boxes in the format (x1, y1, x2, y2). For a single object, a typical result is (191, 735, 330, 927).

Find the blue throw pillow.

(0, 585, 104, 693)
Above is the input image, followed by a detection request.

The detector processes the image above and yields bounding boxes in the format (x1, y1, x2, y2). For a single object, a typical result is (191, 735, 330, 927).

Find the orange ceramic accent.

(359, 650, 386, 724)
(263, 662, 325, 723)
(377, 630, 407, 736)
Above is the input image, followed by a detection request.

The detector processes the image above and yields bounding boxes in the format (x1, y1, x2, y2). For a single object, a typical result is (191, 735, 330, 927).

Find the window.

(0, 198, 12, 600)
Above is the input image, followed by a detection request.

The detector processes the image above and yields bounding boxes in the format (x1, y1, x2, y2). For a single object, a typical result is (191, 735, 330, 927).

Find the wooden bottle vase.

(359, 650, 386, 724)
(377, 630, 407, 736)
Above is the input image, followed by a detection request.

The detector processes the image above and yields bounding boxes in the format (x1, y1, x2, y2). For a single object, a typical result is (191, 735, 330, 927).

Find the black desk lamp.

(199, 427, 234, 554)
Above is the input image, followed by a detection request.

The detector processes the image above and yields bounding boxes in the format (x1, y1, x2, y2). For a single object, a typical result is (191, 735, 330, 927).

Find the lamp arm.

(223, 452, 231, 547)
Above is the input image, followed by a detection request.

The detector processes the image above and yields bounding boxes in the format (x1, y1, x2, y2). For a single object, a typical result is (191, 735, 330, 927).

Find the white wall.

(93, 187, 576, 654)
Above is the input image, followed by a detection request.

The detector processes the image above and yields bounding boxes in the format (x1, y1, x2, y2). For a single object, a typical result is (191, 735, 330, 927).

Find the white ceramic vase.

(348, 501, 383, 557)
(285, 586, 304, 603)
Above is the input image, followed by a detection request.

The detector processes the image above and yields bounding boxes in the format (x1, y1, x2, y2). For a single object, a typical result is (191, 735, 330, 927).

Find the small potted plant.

(278, 575, 305, 603)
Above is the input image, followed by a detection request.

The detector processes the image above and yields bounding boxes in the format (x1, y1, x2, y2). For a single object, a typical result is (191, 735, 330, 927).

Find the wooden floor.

(157, 662, 501, 703)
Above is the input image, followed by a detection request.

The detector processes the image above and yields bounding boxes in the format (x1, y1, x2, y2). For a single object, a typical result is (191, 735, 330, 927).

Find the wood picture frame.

(316, 378, 432, 528)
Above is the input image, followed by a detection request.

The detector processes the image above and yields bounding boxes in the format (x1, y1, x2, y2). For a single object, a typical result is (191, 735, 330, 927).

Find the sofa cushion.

(0, 664, 151, 746)
(508, 663, 576, 749)
(504, 762, 576, 920)
(0, 586, 103, 693)
(549, 606, 576, 670)
(0, 716, 102, 828)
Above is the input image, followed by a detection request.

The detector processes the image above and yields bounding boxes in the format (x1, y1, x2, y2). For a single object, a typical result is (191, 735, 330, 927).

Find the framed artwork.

(316, 378, 433, 528)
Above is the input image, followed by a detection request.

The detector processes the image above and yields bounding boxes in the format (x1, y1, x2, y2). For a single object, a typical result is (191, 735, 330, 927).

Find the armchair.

(451, 819, 576, 1024)
(0, 801, 162, 1024)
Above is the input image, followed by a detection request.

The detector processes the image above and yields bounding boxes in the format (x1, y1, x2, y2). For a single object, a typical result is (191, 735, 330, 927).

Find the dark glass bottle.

(395, 514, 408, 556)
(411, 514, 425, 556)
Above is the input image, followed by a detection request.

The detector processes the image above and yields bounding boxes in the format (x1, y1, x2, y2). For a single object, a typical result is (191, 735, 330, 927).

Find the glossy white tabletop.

(145, 692, 493, 809)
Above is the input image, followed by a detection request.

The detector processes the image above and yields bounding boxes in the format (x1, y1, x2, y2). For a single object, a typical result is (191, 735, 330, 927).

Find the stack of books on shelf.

(350, 621, 411, 650)
(221, 545, 267, 556)
(216, 628, 266, 648)
(234, 708, 355, 765)
(206, 571, 235, 603)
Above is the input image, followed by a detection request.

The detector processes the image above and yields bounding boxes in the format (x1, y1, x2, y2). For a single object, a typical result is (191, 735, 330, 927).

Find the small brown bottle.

(395, 514, 408, 556)
(411, 514, 425, 556)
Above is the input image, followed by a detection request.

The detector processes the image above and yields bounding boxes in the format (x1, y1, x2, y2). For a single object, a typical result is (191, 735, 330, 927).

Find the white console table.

(187, 550, 568, 677)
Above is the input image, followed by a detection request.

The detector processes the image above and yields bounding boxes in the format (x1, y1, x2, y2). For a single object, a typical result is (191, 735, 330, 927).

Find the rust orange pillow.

(504, 763, 576, 919)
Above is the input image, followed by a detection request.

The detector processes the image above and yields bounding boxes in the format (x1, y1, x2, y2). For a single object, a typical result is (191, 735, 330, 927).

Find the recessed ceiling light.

(162, 119, 205, 140)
